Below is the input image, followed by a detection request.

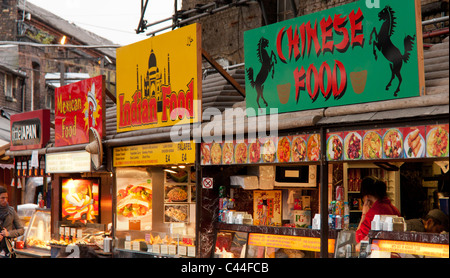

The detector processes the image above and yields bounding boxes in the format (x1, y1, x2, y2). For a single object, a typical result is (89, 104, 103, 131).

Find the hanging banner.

(244, 0, 424, 115)
(116, 23, 202, 133)
(54, 75, 106, 147)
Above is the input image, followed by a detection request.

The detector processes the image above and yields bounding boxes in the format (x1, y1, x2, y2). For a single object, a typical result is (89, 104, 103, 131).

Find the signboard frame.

(244, 0, 425, 115)
(116, 23, 202, 133)
(54, 75, 106, 147)
(10, 109, 50, 151)
(46, 151, 91, 173)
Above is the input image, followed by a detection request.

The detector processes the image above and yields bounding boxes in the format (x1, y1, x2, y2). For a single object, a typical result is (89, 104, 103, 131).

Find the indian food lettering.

(116, 24, 201, 132)
(117, 51, 195, 128)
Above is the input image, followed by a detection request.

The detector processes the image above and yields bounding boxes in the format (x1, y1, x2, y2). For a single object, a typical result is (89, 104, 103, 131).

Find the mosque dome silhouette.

(148, 49, 157, 69)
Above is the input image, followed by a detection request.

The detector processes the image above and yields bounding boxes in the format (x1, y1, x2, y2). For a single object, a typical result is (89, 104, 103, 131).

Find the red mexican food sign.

(54, 75, 105, 147)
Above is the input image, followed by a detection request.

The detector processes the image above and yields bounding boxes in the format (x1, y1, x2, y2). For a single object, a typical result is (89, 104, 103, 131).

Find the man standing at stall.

(406, 209, 449, 233)
(0, 186, 24, 258)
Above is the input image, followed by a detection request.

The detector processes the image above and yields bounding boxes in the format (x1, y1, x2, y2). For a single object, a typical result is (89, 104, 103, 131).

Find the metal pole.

(257, 0, 268, 26)
(145, 0, 254, 36)
(290, 0, 298, 16)
(59, 62, 65, 87)
(195, 142, 201, 258)
(319, 126, 329, 258)
(422, 16, 449, 25)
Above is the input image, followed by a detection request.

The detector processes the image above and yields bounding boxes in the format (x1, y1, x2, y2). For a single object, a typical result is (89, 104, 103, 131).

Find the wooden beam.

(415, 0, 426, 96)
(201, 49, 246, 97)
(105, 88, 116, 104)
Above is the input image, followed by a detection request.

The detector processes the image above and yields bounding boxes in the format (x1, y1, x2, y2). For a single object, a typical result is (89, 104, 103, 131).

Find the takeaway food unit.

(199, 121, 449, 258)
(112, 141, 198, 258)
(200, 130, 336, 258)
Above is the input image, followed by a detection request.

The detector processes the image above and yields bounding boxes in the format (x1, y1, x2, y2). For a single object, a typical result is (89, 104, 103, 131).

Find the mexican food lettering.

(116, 24, 202, 132)
(244, 0, 422, 115)
(55, 76, 105, 147)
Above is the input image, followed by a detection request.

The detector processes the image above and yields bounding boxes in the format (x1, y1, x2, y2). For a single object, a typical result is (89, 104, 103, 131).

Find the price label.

(114, 140, 195, 167)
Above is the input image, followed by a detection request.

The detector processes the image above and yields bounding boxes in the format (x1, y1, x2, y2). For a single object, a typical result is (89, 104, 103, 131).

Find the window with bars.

(4, 73, 14, 98)
(277, 0, 299, 22)
(4, 73, 21, 101)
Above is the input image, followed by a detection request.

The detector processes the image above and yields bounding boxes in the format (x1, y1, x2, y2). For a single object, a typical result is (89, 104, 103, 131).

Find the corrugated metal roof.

(104, 68, 246, 139)
(317, 105, 449, 125)
(316, 37, 449, 126)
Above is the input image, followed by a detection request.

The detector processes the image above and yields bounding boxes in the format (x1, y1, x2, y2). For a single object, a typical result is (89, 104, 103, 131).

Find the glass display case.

(114, 166, 197, 257)
(24, 209, 51, 250)
(17, 203, 39, 228)
(117, 230, 196, 257)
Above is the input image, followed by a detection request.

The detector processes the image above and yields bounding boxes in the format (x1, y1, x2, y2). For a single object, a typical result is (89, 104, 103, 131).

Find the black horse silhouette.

(369, 6, 415, 97)
(246, 37, 277, 108)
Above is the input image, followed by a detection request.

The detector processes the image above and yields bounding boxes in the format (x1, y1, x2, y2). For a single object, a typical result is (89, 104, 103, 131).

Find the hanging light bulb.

(60, 35, 67, 45)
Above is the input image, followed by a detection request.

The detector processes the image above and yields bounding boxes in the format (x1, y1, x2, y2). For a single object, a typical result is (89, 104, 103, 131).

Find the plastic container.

(312, 214, 321, 230)
(371, 215, 381, 231)
(17, 204, 38, 224)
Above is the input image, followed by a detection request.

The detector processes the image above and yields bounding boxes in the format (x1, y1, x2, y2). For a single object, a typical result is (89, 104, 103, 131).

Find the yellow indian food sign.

(116, 24, 202, 132)
(113, 140, 196, 167)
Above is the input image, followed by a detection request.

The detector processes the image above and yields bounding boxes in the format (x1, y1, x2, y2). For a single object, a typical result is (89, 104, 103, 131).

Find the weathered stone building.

(180, 0, 448, 66)
(0, 0, 116, 118)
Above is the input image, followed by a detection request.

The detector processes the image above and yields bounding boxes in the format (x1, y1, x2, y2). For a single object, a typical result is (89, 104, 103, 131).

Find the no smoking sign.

(202, 177, 213, 189)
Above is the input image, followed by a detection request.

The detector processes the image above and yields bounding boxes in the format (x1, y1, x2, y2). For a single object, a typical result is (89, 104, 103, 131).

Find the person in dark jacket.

(0, 186, 24, 257)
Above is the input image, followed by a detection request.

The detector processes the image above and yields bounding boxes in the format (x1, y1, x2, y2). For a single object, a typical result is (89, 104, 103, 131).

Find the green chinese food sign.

(244, 0, 423, 114)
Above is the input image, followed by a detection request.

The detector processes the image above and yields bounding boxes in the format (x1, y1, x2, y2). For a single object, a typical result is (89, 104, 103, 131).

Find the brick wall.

(1, 0, 116, 114)
(181, 0, 358, 64)
(298, 0, 356, 16)
(183, 0, 448, 65)
(181, 1, 264, 64)
(0, 0, 17, 41)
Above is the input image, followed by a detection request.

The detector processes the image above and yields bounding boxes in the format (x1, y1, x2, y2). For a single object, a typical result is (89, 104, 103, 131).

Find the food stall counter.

(15, 209, 52, 258)
(369, 230, 449, 258)
(15, 247, 51, 258)
(215, 223, 339, 258)
(216, 222, 339, 238)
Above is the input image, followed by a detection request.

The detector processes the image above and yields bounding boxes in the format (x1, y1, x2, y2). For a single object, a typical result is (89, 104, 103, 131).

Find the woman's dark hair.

(0, 186, 7, 194)
(360, 176, 387, 200)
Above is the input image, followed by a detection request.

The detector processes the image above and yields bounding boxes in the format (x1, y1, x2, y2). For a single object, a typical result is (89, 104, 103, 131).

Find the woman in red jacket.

(355, 176, 401, 244)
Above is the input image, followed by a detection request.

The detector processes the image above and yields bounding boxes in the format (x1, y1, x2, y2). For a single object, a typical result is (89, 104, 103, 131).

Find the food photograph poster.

(253, 190, 282, 226)
(61, 178, 99, 224)
(200, 124, 448, 166)
(116, 167, 153, 231)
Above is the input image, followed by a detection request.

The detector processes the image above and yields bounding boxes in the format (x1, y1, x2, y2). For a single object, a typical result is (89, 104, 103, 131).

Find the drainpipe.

(423, 27, 449, 39)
